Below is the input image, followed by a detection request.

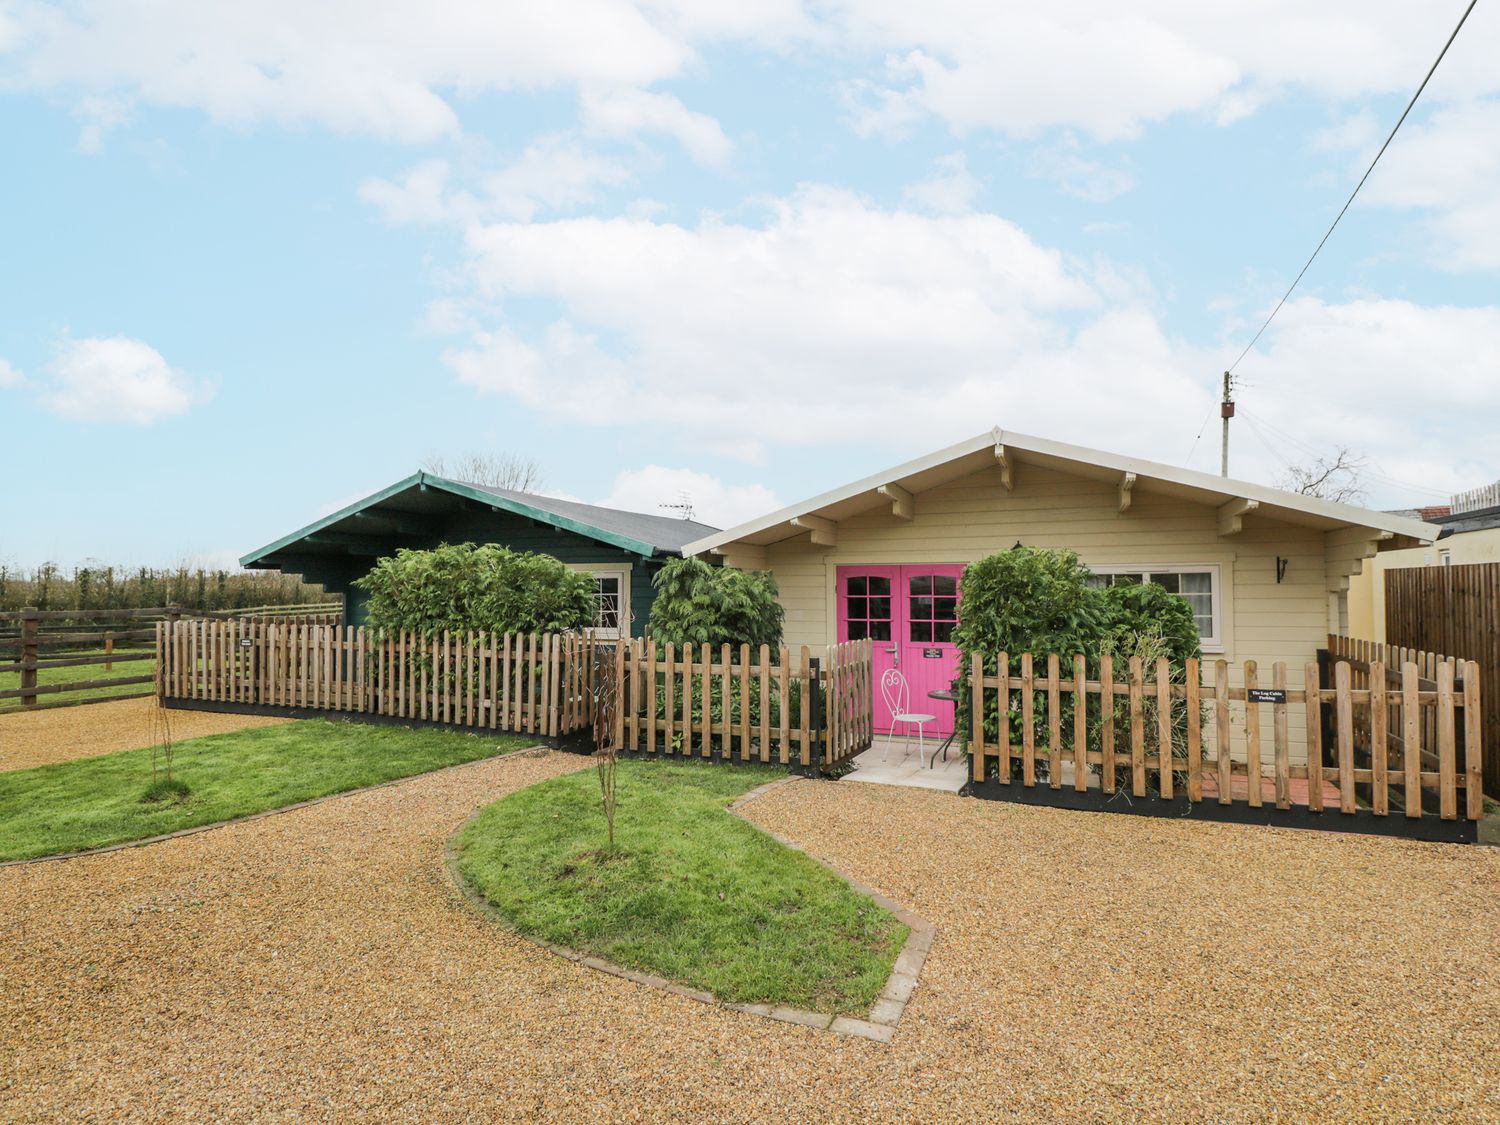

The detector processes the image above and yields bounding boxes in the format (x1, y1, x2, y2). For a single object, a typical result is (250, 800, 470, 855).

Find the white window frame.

(1090, 563, 1223, 653)
(567, 563, 631, 640)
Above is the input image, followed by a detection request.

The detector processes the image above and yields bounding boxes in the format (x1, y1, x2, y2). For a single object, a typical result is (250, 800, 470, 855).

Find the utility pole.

(1220, 370, 1235, 477)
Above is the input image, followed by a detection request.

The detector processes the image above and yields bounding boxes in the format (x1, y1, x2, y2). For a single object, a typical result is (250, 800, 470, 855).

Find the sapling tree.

(142, 698, 189, 803)
(592, 644, 621, 849)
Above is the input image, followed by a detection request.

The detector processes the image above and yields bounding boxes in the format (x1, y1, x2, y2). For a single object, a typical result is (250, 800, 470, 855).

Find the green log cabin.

(239, 472, 717, 636)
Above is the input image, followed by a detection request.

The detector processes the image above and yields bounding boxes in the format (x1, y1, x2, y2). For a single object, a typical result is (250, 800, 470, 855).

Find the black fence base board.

(161, 697, 565, 748)
(608, 745, 821, 776)
(961, 779, 1477, 844)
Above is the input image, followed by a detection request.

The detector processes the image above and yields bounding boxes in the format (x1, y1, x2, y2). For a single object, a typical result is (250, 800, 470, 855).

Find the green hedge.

(353, 542, 596, 637)
(953, 547, 1203, 785)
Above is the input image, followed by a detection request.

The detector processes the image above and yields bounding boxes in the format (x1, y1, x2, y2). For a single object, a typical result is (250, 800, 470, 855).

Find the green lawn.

(452, 760, 907, 1015)
(0, 720, 534, 861)
(0, 647, 156, 713)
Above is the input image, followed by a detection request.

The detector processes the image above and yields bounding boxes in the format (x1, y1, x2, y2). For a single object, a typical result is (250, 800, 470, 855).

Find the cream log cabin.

(682, 428, 1440, 764)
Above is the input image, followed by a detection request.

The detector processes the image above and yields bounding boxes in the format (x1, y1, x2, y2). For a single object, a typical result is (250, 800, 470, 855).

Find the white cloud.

(1317, 99, 1500, 271)
(1228, 296, 1500, 496)
(41, 336, 214, 424)
(0, 356, 22, 387)
(901, 151, 980, 214)
(482, 136, 633, 219)
(594, 466, 781, 530)
(444, 185, 1199, 461)
(71, 93, 130, 152)
(362, 137, 633, 227)
(434, 184, 1499, 504)
(360, 159, 460, 225)
(832, 1, 1500, 140)
(2, 0, 697, 142)
(580, 88, 733, 167)
(1027, 136, 1133, 202)
(10, 1, 1499, 148)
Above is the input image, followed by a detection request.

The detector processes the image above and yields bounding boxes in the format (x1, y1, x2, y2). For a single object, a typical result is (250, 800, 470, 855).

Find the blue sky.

(3, 1, 1499, 570)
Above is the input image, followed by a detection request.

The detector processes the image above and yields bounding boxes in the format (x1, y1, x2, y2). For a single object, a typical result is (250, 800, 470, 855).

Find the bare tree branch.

(421, 453, 544, 493)
(1276, 446, 1368, 505)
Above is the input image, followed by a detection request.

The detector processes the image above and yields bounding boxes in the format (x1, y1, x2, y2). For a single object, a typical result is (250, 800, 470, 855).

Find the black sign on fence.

(1247, 688, 1287, 705)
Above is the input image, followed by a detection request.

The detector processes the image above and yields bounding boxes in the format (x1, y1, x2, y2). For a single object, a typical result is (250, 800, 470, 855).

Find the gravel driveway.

(3, 753, 1496, 1122)
(0, 697, 291, 772)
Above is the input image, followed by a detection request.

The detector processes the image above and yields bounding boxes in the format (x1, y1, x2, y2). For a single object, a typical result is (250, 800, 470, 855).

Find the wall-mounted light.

(1276, 557, 1289, 584)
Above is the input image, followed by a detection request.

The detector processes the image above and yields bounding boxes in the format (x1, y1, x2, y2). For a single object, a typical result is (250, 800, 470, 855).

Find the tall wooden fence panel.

(1384, 562, 1500, 797)
(615, 638, 874, 772)
(158, 619, 595, 738)
(968, 649, 1483, 824)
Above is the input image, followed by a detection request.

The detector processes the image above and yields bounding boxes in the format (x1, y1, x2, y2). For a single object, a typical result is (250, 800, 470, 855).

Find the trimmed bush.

(1099, 580, 1202, 666)
(950, 546, 1110, 661)
(354, 543, 596, 636)
(954, 547, 1203, 786)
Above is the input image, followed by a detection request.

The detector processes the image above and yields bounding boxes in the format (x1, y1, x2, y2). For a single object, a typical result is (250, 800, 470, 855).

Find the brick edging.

(0, 746, 554, 869)
(445, 776, 936, 1043)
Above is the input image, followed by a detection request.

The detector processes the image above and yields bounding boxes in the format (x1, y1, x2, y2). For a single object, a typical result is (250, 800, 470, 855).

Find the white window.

(1089, 565, 1222, 650)
(589, 570, 628, 639)
(1439, 548, 1452, 567)
(566, 564, 633, 639)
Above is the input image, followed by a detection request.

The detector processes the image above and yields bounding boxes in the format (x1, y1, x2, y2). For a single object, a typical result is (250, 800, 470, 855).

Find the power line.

(1224, 0, 1479, 376)
(1183, 402, 1218, 465)
(1238, 410, 1452, 499)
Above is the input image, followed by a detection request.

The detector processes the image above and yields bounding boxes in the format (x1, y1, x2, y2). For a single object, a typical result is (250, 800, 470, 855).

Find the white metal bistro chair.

(879, 668, 937, 765)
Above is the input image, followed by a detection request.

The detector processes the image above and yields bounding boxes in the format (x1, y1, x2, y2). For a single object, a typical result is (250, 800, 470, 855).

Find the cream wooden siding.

(759, 463, 1343, 765)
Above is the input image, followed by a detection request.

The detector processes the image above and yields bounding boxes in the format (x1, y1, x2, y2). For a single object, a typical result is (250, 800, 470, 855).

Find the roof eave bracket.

(878, 483, 914, 521)
(993, 443, 1014, 493)
(1218, 497, 1259, 537)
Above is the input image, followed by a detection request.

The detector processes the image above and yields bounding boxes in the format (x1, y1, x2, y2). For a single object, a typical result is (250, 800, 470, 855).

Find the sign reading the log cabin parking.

(1247, 688, 1287, 705)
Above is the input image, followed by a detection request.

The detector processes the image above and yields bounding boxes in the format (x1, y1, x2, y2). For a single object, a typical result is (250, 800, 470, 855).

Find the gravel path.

(3, 760, 1497, 1122)
(0, 697, 291, 772)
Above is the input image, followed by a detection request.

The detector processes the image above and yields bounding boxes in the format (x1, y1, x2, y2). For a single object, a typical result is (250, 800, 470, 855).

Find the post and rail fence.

(1, 606, 183, 710)
(966, 636, 1483, 837)
(1, 603, 345, 711)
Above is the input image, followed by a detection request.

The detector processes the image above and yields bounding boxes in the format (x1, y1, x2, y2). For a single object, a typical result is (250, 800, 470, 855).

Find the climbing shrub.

(354, 543, 596, 637)
(644, 557, 788, 750)
(647, 556, 784, 650)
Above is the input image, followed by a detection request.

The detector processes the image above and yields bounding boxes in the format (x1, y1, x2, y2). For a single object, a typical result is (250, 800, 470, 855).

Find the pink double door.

(836, 564, 964, 737)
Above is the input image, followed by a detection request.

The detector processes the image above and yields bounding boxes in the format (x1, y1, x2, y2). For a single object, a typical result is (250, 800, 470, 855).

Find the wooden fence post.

(19, 608, 39, 708)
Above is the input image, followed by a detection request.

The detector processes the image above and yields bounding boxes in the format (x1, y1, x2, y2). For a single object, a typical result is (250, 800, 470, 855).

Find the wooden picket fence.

(614, 638, 873, 771)
(825, 638, 875, 765)
(158, 618, 598, 738)
(968, 644, 1484, 824)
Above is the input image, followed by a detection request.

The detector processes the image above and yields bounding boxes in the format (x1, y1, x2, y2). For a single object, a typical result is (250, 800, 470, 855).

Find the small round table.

(926, 688, 960, 767)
